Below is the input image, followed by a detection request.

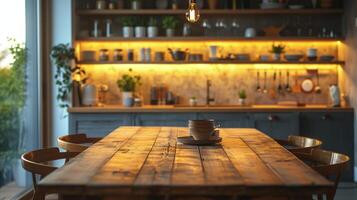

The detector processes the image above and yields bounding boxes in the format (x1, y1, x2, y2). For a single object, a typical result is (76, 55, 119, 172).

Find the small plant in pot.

(238, 89, 247, 106)
(135, 18, 146, 38)
(116, 69, 141, 107)
(147, 17, 159, 38)
(270, 44, 286, 61)
(129, 0, 142, 10)
(121, 16, 135, 38)
(162, 16, 179, 37)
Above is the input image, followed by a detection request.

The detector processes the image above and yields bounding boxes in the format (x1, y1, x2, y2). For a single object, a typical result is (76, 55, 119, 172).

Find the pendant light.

(186, 0, 200, 23)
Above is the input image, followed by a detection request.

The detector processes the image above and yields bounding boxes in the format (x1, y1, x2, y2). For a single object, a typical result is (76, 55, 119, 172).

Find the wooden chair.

(57, 133, 102, 153)
(275, 135, 322, 154)
(294, 149, 350, 200)
(21, 147, 79, 200)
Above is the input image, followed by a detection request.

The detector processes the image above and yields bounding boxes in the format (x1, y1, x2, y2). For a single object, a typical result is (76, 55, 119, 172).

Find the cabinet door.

(300, 112, 354, 181)
(69, 113, 133, 137)
(197, 113, 254, 128)
(134, 113, 197, 127)
(253, 113, 300, 139)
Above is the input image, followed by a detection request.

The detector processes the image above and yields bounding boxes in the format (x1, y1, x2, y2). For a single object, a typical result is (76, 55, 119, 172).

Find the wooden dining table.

(38, 126, 333, 200)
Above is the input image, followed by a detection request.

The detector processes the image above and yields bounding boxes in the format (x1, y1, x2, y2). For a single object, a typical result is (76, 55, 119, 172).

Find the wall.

(51, 0, 72, 146)
(343, 0, 357, 182)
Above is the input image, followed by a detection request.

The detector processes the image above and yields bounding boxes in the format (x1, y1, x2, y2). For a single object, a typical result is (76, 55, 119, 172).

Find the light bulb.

(186, 0, 200, 23)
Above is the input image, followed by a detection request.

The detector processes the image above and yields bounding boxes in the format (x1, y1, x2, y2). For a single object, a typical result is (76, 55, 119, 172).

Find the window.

(0, 0, 40, 198)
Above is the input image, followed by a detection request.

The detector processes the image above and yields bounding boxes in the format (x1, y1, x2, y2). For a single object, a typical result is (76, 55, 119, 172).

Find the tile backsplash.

(82, 64, 339, 106)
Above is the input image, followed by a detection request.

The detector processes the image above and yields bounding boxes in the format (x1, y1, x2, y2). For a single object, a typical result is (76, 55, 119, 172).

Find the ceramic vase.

(122, 92, 134, 107)
(166, 28, 175, 37)
(147, 26, 158, 38)
(123, 26, 134, 38)
(238, 98, 246, 106)
(135, 26, 146, 38)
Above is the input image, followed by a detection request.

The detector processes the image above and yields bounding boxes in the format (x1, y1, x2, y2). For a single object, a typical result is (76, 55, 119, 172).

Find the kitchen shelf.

(76, 37, 344, 42)
(76, 9, 344, 16)
(77, 61, 345, 65)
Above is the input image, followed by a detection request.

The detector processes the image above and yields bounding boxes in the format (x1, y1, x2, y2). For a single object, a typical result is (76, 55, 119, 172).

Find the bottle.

(93, 20, 100, 38)
(105, 19, 112, 37)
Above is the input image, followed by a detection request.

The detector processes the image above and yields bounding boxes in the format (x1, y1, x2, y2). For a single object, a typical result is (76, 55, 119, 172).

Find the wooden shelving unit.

(77, 60, 345, 65)
(76, 9, 344, 16)
(77, 36, 344, 42)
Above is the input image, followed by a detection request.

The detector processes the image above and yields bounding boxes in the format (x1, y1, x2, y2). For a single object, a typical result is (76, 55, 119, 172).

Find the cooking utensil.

(263, 71, 268, 94)
(256, 71, 262, 93)
(292, 71, 301, 93)
(168, 48, 188, 61)
(285, 71, 292, 93)
(278, 71, 284, 94)
(269, 72, 277, 98)
(315, 70, 321, 94)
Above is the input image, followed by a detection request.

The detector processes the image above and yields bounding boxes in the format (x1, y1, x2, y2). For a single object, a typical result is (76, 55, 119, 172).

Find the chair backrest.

(21, 147, 79, 186)
(57, 133, 102, 153)
(294, 149, 349, 200)
(275, 135, 322, 154)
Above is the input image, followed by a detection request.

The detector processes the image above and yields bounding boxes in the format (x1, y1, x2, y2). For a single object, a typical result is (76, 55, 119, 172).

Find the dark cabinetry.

(134, 113, 196, 127)
(198, 113, 253, 128)
(253, 113, 300, 139)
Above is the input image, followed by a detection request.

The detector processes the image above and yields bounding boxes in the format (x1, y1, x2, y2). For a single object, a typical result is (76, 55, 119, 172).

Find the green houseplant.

(121, 16, 135, 38)
(147, 17, 158, 38)
(162, 16, 179, 37)
(270, 44, 286, 61)
(116, 69, 141, 107)
(238, 89, 247, 106)
(51, 43, 86, 108)
(0, 40, 26, 186)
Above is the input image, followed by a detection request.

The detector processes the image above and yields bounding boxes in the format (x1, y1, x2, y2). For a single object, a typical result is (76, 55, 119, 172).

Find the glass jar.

(99, 49, 109, 61)
(96, 0, 107, 10)
(127, 49, 134, 61)
(113, 49, 123, 61)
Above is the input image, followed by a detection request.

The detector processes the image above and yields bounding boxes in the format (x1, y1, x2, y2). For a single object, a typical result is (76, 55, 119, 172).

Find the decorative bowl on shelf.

(320, 55, 335, 62)
(284, 54, 304, 62)
(236, 54, 251, 61)
(260, 3, 287, 9)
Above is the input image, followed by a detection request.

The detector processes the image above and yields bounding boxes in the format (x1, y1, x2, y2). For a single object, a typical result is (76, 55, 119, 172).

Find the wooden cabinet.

(198, 113, 254, 128)
(69, 113, 133, 137)
(134, 113, 196, 127)
(253, 113, 300, 139)
(300, 112, 354, 181)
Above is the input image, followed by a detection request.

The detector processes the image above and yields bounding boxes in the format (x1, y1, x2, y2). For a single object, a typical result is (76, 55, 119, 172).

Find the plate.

(177, 136, 222, 146)
(301, 79, 314, 93)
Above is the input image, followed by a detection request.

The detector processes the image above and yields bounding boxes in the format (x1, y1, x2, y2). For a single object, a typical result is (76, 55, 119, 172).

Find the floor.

(1, 182, 357, 200)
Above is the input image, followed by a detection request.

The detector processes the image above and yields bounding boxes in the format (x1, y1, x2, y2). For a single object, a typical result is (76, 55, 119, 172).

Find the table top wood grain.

(38, 127, 333, 198)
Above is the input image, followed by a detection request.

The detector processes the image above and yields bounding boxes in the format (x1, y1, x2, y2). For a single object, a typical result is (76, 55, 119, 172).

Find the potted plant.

(121, 17, 135, 38)
(116, 69, 141, 107)
(130, 0, 142, 10)
(147, 17, 159, 38)
(135, 18, 146, 38)
(51, 44, 87, 108)
(238, 89, 247, 106)
(270, 44, 286, 61)
(189, 97, 198, 106)
(162, 16, 179, 37)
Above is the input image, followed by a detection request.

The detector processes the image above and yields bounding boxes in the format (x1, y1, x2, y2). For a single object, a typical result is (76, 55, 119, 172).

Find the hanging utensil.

(285, 70, 292, 93)
(263, 71, 268, 94)
(256, 71, 262, 93)
(292, 71, 301, 93)
(277, 71, 284, 94)
(269, 71, 277, 98)
(315, 70, 321, 94)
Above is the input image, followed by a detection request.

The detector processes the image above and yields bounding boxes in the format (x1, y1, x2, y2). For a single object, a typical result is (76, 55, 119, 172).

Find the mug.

(188, 120, 220, 140)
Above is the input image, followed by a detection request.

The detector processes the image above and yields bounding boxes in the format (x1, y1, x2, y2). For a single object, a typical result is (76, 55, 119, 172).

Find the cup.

(188, 120, 220, 140)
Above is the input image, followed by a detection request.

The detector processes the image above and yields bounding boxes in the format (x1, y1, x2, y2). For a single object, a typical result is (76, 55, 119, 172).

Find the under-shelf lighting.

(186, 0, 200, 23)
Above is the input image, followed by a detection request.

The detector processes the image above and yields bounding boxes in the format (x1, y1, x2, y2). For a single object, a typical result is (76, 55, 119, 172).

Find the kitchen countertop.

(68, 105, 354, 113)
